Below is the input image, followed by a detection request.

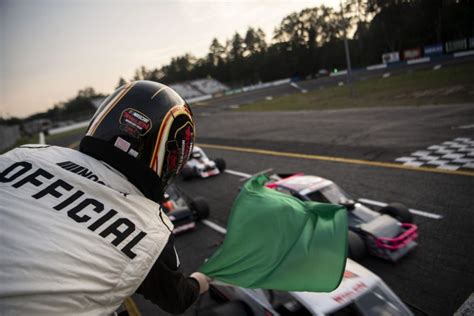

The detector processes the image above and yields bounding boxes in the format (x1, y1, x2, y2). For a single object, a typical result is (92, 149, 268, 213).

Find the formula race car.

(265, 173, 418, 262)
(161, 184, 210, 234)
(204, 258, 413, 316)
(181, 146, 226, 180)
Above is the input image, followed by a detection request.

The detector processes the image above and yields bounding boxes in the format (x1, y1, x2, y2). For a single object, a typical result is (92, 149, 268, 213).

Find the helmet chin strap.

(79, 136, 165, 203)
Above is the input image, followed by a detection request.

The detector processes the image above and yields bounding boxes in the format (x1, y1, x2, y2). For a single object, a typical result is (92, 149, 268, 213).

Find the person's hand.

(190, 272, 212, 294)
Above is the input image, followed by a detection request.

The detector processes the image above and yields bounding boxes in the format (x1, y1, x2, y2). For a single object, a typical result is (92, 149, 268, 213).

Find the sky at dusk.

(1, 0, 339, 118)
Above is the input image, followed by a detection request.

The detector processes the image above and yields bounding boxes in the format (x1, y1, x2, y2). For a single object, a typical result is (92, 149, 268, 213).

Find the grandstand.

(169, 83, 203, 99)
(170, 78, 228, 100)
(189, 79, 228, 95)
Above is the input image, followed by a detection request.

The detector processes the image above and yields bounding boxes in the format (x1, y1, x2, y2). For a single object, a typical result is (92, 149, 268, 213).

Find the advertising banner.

(382, 51, 400, 64)
(445, 39, 467, 53)
(402, 48, 421, 60)
(424, 44, 443, 56)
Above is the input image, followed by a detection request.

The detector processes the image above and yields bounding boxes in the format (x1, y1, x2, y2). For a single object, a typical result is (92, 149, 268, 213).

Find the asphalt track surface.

(49, 101, 474, 316)
(176, 104, 474, 316)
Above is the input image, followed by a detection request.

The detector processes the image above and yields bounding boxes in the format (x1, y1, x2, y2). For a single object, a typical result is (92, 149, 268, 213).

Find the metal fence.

(0, 125, 21, 152)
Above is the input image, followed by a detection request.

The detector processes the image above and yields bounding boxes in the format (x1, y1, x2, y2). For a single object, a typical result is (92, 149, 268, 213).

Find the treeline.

(2, 87, 105, 125)
(3, 0, 473, 124)
(123, 0, 474, 87)
(26, 87, 104, 123)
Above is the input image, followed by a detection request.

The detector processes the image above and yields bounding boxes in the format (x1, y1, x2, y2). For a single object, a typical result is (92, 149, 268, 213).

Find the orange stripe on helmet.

(150, 104, 194, 176)
(150, 110, 174, 172)
(150, 104, 193, 173)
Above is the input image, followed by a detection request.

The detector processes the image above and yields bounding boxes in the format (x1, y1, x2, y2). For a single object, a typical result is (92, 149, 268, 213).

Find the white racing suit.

(0, 145, 174, 315)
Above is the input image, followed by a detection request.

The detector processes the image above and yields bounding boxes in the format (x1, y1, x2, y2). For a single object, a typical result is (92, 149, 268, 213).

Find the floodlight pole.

(340, 1, 353, 96)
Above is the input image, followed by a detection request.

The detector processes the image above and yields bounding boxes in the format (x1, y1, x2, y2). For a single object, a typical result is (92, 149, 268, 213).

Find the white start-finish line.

(395, 137, 474, 171)
(224, 169, 443, 220)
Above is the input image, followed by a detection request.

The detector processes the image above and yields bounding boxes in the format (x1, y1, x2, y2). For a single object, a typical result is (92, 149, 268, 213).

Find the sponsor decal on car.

(165, 122, 194, 177)
(331, 281, 367, 304)
(173, 222, 196, 234)
(343, 270, 359, 279)
(201, 169, 219, 178)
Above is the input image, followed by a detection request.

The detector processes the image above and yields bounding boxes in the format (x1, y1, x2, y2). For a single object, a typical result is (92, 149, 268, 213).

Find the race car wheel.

(208, 285, 228, 303)
(198, 300, 254, 316)
(380, 202, 413, 223)
(190, 197, 210, 220)
(348, 231, 367, 261)
(181, 166, 195, 181)
(214, 158, 226, 172)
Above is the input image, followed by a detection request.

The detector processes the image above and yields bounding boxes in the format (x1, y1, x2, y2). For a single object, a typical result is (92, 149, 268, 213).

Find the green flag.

(199, 174, 348, 292)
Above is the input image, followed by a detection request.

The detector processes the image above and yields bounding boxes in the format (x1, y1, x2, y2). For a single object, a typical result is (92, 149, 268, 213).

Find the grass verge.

(237, 62, 474, 111)
(45, 127, 87, 143)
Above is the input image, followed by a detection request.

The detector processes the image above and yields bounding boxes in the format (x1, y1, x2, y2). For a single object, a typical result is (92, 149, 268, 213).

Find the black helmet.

(79, 80, 195, 202)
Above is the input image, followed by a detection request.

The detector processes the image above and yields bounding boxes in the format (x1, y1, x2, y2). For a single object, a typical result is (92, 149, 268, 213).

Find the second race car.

(205, 258, 414, 315)
(181, 146, 226, 180)
(162, 184, 210, 234)
(265, 173, 418, 262)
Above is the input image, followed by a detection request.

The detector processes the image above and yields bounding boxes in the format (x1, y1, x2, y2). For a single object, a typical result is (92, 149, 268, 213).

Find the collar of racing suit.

(79, 136, 164, 203)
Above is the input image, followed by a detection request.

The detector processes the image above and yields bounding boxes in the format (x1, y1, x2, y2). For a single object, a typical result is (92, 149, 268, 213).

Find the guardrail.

(366, 64, 387, 71)
(407, 57, 430, 65)
(0, 125, 21, 152)
(454, 50, 474, 58)
(330, 70, 348, 77)
(48, 121, 90, 136)
(187, 94, 213, 104)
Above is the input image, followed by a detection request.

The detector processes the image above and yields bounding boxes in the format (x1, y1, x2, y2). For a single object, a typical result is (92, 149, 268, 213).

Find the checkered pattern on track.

(395, 137, 474, 171)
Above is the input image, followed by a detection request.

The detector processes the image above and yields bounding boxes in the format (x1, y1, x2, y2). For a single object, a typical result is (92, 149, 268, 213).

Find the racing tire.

(348, 231, 367, 261)
(208, 286, 227, 303)
(380, 202, 413, 223)
(190, 197, 210, 220)
(181, 166, 195, 181)
(214, 158, 226, 172)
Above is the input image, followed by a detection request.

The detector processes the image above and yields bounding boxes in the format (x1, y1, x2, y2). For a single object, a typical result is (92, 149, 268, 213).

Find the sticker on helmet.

(128, 148, 139, 158)
(119, 108, 152, 138)
(114, 137, 131, 152)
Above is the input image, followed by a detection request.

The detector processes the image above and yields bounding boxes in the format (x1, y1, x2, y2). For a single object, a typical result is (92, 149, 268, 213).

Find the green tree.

(161, 53, 197, 83)
(273, 11, 305, 47)
(274, 6, 350, 50)
(244, 27, 267, 57)
(116, 77, 127, 88)
(77, 87, 98, 98)
(122, 1, 473, 87)
(133, 66, 148, 81)
(208, 38, 227, 66)
(229, 32, 245, 60)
